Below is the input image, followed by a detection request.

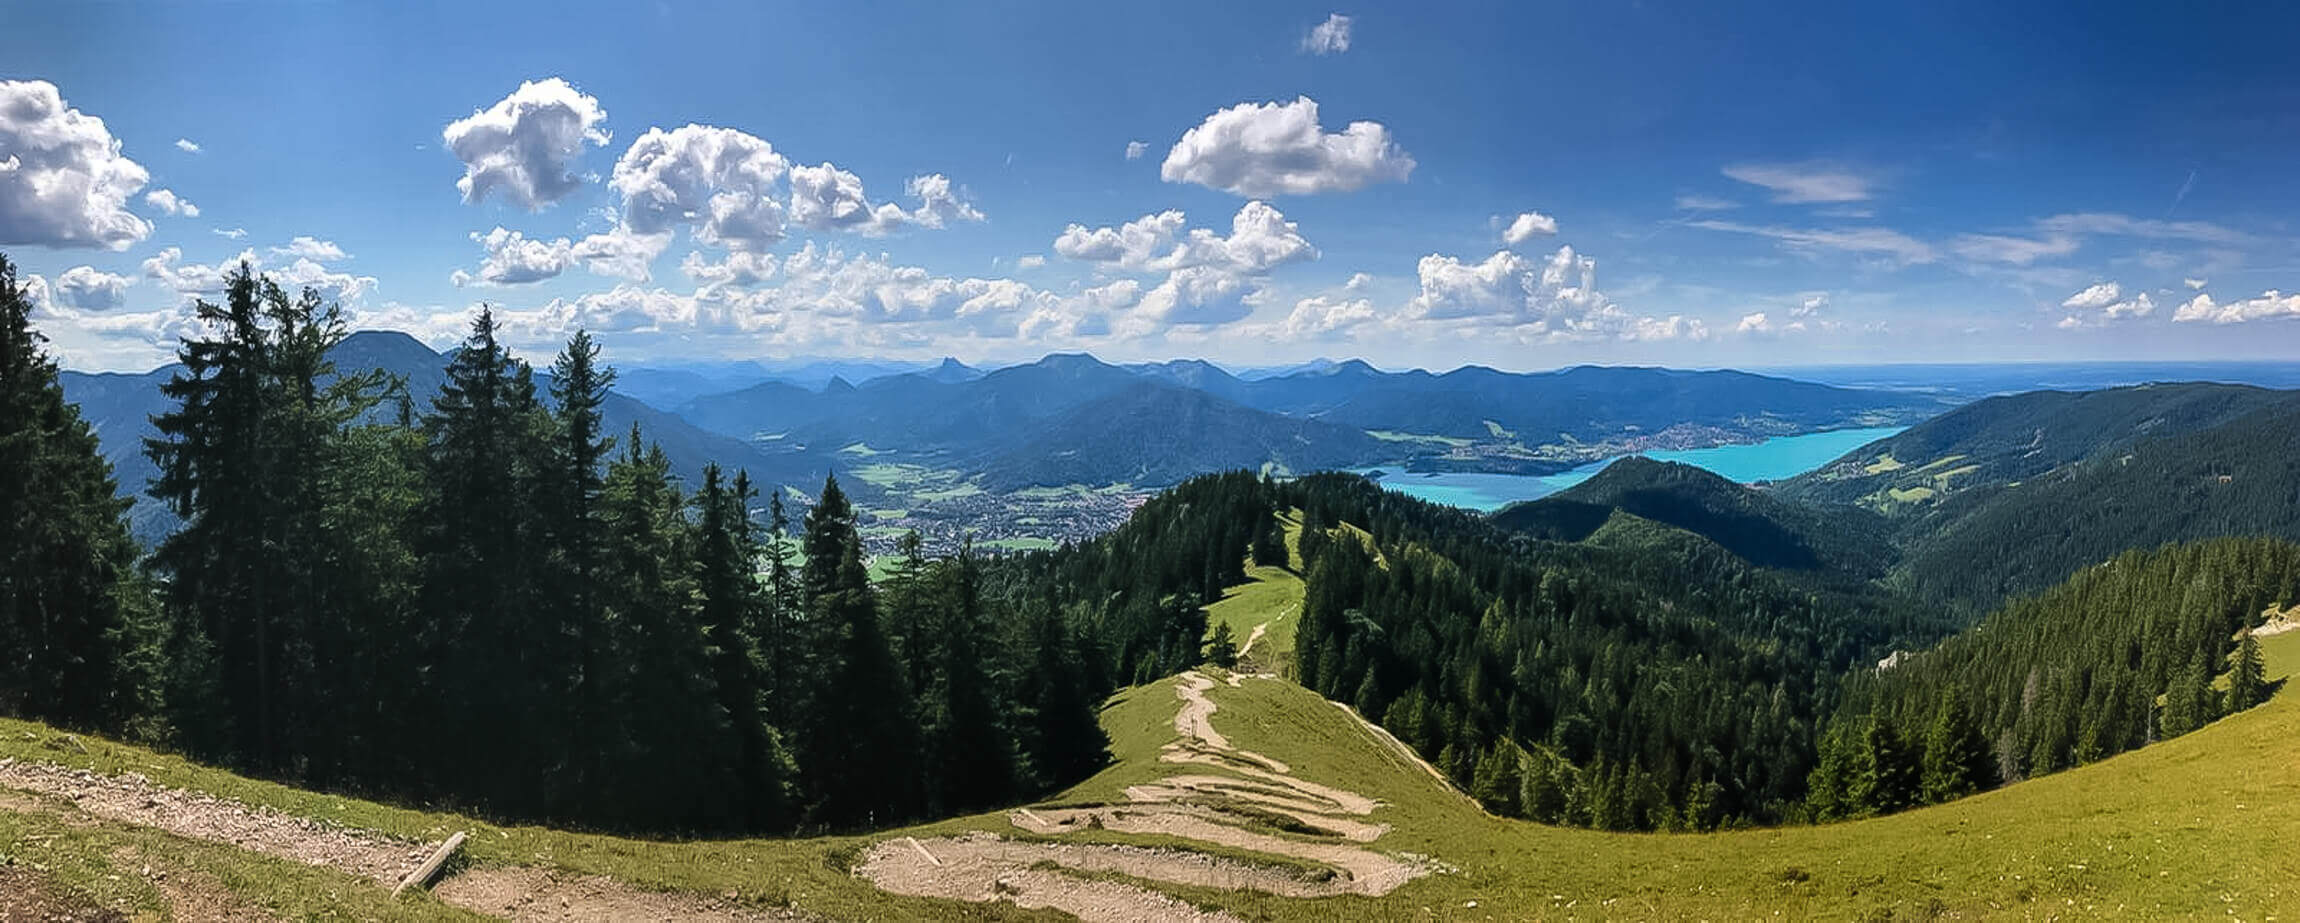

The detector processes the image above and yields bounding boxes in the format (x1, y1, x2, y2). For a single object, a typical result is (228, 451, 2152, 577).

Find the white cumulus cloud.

(0, 80, 154, 250)
(444, 77, 610, 210)
(1502, 211, 1557, 246)
(173, 138, 200, 154)
(272, 236, 347, 262)
(51, 265, 130, 309)
(1161, 97, 1414, 197)
(2172, 290, 2300, 324)
(143, 188, 198, 217)
(1124, 140, 1148, 161)
(1301, 13, 1353, 54)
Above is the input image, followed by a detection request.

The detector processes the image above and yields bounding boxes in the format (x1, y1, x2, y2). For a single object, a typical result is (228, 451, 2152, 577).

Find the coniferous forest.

(3, 253, 2292, 840)
(0, 257, 1113, 834)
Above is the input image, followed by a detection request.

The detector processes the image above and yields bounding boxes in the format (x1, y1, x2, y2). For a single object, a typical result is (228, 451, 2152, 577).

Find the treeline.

(1810, 537, 2292, 820)
(0, 258, 1109, 834)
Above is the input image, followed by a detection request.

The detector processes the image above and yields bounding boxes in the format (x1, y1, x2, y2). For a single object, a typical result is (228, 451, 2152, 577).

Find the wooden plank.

(393, 831, 467, 898)
(904, 836, 941, 867)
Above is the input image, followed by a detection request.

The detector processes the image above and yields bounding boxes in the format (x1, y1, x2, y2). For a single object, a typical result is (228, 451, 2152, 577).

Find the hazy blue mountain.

(972, 382, 1388, 491)
(60, 331, 857, 544)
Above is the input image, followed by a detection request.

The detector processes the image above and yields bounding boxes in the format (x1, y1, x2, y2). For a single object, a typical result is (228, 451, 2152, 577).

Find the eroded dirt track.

(0, 754, 801, 921)
(858, 670, 1435, 921)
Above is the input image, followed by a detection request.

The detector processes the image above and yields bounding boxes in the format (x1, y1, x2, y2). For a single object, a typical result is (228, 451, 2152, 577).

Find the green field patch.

(1931, 463, 1981, 483)
(1481, 419, 1515, 439)
(977, 536, 1058, 553)
(1912, 453, 1969, 474)
(1862, 453, 1905, 474)
(1367, 430, 1473, 448)
(1886, 485, 1937, 503)
(838, 442, 887, 457)
(911, 482, 982, 501)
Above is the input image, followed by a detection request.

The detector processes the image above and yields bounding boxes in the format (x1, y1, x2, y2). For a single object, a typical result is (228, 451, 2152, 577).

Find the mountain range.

(673, 352, 1942, 490)
(61, 331, 855, 542)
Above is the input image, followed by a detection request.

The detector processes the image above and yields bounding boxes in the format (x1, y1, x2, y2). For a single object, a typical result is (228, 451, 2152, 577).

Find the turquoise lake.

(1362, 426, 1905, 511)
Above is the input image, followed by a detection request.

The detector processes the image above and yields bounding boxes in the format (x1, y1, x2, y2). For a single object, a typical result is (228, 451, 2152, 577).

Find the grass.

(1366, 430, 1473, 448)
(978, 536, 1058, 553)
(8, 552, 2300, 918)
(1201, 511, 1306, 672)
(1863, 453, 1907, 474)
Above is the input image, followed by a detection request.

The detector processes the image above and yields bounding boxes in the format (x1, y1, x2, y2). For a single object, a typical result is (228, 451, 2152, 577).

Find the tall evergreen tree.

(2226, 631, 2268, 714)
(546, 331, 615, 802)
(417, 308, 558, 808)
(920, 541, 1017, 814)
(1919, 688, 1995, 804)
(694, 464, 793, 829)
(794, 475, 919, 828)
(147, 265, 385, 772)
(0, 256, 154, 731)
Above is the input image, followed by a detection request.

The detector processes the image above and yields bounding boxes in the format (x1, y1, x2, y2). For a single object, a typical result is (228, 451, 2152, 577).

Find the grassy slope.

(1200, 510, 1306, 672)
(5, 560, 2299, 919)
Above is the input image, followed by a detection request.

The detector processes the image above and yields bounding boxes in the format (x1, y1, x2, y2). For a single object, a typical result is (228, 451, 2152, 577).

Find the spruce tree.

(417, 308, 558, 809)
(920, 540, 1018, 814)
(694, 464, 792, 830)
(0, 254, 155, 731)
(2227, 631, 2268, 713)
(795, 475, 919, 828)
(1920, 689, 1995, 804)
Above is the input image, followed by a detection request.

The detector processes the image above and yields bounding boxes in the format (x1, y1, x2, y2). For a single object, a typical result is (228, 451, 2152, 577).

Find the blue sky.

(4, 0, 2298, 371)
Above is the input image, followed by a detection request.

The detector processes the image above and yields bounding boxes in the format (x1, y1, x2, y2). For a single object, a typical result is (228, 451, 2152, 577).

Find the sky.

(4, 0, 2299, 373)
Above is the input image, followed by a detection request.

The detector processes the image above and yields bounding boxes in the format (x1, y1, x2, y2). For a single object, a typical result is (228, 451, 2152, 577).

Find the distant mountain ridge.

(1776, 382, 2300, 611)
(674, 351, 1936, 490)
(62, 331, 854, 543)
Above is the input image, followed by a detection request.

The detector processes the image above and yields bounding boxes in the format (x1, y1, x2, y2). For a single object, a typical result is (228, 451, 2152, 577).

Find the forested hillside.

(1809, 538, 2295, 820)
(1492, 457, 1893, 576)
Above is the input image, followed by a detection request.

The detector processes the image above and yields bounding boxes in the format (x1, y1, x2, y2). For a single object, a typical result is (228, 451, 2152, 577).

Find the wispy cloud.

(1685, 219, 1935, 265)
(1673, 194, 1738, 211)
(1720, 162, 1876, 203)
(2033, 212, 2249, 245)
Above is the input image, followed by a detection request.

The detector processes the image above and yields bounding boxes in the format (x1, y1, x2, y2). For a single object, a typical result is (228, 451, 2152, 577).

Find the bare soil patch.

(434, 866, 807, 922)
(0, 868, 126, 923)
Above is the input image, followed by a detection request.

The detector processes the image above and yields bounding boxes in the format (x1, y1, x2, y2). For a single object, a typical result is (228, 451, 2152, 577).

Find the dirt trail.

(0, 756, 428, 884)
(1236, 622, 1270, 659)
(435, 867, 804, 921)
(0, 754, 797, 921)
(859, 670, 1437, 920)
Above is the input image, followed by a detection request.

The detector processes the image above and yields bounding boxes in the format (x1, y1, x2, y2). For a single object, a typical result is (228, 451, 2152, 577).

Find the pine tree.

(760, 489, 802, 727)
(1920, 688, 1996, 804)
(147, 264, 385, 773)
(1012, 598, 1108, 790)
(545, 331, 615, 805)
(0, 255, 155, 731)
(2227, 631, 2268, 713)
(794, 475, 919, 828)
(694, 464, 792, 829)
(595, 432, 734, 829)
(417, 307, 558, 809)
(920, 540, 1018, 814)
(1206, 622, 1239, 668)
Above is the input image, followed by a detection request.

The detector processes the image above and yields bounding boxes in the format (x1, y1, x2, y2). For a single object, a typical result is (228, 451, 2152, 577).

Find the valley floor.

(3, 598, 2296, 920)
